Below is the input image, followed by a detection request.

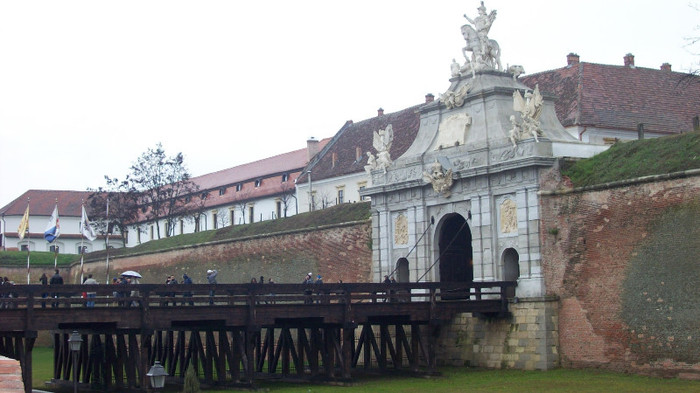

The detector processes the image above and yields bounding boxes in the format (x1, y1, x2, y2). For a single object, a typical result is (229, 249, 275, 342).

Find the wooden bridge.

(0, 281, 515, 392)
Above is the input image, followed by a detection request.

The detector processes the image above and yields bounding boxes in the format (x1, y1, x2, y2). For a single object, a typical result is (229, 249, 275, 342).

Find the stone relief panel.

(499, 198, 517, 234)
(386, 166, 421, 184)
(393, 212, 409, 247)
(435, 113, 472, 150)
(491, 143, 534, 163)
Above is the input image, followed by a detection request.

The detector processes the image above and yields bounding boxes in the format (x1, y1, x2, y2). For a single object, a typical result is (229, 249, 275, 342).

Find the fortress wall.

(539, 170, 700, 377)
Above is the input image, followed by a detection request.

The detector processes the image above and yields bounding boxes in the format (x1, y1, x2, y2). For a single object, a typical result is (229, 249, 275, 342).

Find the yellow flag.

(17, 206, 29, 240)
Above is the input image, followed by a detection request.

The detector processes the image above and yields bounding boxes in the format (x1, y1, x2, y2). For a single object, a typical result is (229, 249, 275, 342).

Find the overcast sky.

(1, 0, 697, 208)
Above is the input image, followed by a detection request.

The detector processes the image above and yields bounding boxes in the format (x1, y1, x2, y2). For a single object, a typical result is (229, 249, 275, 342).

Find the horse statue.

(460, 24, 502, 72)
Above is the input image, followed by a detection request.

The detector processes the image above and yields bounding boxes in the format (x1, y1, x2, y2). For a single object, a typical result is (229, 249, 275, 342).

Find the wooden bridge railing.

(0, 281, 514, 314)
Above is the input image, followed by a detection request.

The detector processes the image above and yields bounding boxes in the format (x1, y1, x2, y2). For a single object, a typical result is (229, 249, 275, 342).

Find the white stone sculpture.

(511, 84, 544, 146)
(423, 160, 454, 198)
(508, 64, 525, 80)
(461, 1, 501, 72)
(365, 124, 394, 174)
(440, 82, 472, 110)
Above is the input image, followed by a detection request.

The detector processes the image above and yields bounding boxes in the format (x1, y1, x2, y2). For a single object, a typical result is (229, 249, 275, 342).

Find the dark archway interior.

(503, 248, 520, 298)
(396, 257, 409, 283)
(438, 214, 473, 283)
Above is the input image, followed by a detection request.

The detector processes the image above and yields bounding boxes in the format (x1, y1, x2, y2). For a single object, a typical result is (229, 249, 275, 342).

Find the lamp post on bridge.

(68, 331, 82, 393)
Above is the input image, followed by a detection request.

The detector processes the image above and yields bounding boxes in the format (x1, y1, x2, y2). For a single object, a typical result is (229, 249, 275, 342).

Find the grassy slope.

(562, 131, 700, 188)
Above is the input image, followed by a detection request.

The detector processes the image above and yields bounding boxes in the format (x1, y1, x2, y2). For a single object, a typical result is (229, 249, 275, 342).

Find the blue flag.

(44, 205, 60, 243)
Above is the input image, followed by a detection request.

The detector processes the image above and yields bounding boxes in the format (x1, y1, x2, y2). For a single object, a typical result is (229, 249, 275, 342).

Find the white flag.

(44, 204, 60, 243)
(81, 205, 97, 241)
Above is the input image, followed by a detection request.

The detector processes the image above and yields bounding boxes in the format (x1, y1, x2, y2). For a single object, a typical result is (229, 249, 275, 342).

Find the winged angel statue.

(365, 124, 394, 175)
(510, 84, 543, 147)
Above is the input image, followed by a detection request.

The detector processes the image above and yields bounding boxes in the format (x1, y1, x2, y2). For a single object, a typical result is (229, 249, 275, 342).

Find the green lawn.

(31, 347, 700, 393)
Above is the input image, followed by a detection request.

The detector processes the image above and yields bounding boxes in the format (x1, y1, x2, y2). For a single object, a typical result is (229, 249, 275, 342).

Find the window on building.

(201, 192, 209, 200)
(185, 196, 191, 203)
(123, 230, 129, 245)
(137, 227, 142, 244)
(281, 173, 289, 182)
(358, 181, 368, 201)
(337, 188, 345, 204)
(355, 147, 362, 162)
(248, 205, 254, 223)
(49, 245, 59, 253)
(150, 225, 154, 240)
(276, 200, 282, 219)
(212, 211, 218, 229)
(236, 183, 243, 192)
(219, 187, 226, 196)
(20, 244, 29, 252)
(179, 220, 184, 235)
(332, 152, 338, 168)
(165, 222, 171, 237)
(229, 209, 235, 226)
(255, 179, 262, 187)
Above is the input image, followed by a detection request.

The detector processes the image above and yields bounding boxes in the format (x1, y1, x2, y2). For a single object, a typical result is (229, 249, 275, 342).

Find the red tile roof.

(189, 140, 329, 209)
(520, 61, 700, 135)
(1, 190, 93, 217)
(297, 105, 423, 183)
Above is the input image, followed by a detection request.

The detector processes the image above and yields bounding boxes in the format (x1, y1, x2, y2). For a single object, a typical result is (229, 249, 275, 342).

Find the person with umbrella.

(121, 271, 141, 307)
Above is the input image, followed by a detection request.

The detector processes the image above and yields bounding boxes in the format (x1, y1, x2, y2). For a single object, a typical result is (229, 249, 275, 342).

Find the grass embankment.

(31, 347, 699, 393)
(562, 131, 700, 188)
(0, 250, 79, 267)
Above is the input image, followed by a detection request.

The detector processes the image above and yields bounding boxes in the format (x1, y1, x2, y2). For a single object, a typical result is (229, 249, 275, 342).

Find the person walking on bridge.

(49, 269, 63, 308)
(206, 269, 218, 305)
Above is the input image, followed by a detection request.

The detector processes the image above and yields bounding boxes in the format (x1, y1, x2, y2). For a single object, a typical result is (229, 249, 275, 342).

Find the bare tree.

(129, 143, 199, 239)
(233, 187, 252, 224)
(278, 181, 296, 218)
(215, 207, 230, 228)
(87, 176, 140, 247)
(318, 190, 335, 209)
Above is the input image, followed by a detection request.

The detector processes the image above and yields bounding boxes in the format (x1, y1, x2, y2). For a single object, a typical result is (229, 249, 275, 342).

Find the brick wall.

(0, 356, 23, 393)
(82, 221, 373, 285)
(540, 169, 700, 377)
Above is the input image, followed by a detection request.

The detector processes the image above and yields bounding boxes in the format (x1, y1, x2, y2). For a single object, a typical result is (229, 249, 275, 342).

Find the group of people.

(1, 276, 17, 308)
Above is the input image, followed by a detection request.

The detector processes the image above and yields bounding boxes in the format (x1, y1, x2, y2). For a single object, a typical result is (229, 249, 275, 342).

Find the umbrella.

(121, 271, 142, 278)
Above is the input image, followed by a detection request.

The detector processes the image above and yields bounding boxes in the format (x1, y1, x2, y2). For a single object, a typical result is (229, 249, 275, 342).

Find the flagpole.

(53, 199, 59, 269)
(105, 198, 110, 284)
(24, 198, 30, 284)
(80, 202, 85, 284)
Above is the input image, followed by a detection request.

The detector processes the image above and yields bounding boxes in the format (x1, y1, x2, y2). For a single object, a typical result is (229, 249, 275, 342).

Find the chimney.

(425, 93, 434, 103)
(624, 53, 635, 68)
(566, 53, 580, 67)
(660, 63, 672, 72)
(377, 108, 384, 116)
(307, 137, 320, 162)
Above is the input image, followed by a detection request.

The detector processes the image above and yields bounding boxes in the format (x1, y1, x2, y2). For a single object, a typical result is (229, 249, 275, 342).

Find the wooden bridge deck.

(0, 281, 515, 392)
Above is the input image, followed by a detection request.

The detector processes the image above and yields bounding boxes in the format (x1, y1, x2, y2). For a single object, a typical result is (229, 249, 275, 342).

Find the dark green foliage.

(182, 366, 200, 393)
(563, 131, 700, 187)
